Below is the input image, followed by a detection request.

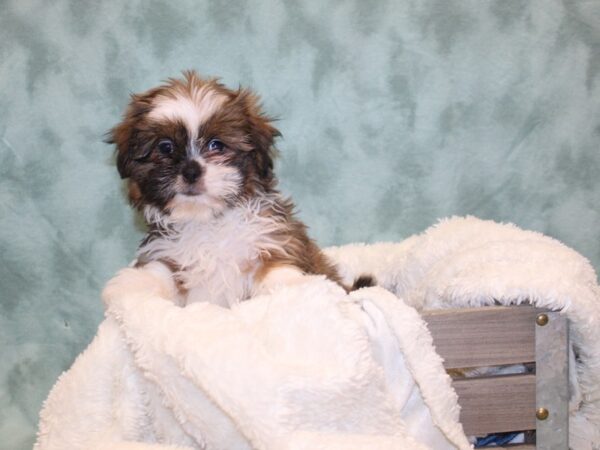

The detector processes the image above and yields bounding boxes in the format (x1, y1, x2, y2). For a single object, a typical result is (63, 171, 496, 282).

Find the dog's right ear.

(105, 120, 135, 179)
(104, 93, 156, 179)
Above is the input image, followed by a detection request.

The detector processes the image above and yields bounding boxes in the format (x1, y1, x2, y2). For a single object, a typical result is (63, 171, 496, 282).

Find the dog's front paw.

(102, 261, 178, 308)
(255, 265, 308, 295)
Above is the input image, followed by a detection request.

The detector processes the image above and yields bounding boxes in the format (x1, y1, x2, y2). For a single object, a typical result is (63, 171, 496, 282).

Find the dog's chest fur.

(138, 201, 286, 307)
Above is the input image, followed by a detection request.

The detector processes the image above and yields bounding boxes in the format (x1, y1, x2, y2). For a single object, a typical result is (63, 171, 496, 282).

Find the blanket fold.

(35, 216, 600, 450)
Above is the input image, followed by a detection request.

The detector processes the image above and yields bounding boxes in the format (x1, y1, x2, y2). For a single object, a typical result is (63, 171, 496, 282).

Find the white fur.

(148, 87, 227, 143)
(140, 196, 291, 307)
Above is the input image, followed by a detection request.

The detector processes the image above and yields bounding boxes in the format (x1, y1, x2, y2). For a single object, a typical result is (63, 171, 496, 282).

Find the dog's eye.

(207, 139, 224, 152)
(157, 139, 174, 155)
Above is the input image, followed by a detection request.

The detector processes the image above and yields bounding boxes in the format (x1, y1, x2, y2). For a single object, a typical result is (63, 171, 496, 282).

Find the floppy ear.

(236, 89, 281, 180)
(105, 92, 156, 179)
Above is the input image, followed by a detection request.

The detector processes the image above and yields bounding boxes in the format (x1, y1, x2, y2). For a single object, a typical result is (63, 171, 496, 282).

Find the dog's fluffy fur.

(107, 71, 352, 306)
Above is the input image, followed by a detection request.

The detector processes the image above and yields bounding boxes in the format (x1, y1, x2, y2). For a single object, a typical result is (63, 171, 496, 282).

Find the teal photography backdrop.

(1, 0, 599, 448)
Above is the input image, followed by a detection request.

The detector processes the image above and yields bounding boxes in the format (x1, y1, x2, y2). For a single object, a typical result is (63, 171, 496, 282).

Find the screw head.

(536, 407, 549, 420)
(536, 313, 549, 326)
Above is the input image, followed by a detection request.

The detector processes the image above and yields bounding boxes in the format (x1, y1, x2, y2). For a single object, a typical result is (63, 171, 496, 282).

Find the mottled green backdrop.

(1, 0, 599, 448)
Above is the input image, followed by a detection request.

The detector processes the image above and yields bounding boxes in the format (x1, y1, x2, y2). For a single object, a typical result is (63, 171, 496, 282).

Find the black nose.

(181, 160, 202, 183)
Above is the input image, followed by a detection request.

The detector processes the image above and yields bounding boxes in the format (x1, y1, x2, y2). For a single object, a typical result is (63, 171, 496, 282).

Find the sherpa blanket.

(35, 216, 600, 450)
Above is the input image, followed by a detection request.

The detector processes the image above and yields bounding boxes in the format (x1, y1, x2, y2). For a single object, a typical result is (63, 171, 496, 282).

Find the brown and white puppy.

(107, 71, 363, 307)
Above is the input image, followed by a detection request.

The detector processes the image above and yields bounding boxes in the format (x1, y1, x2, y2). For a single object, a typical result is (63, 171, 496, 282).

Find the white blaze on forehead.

(148, 85, 227, 138)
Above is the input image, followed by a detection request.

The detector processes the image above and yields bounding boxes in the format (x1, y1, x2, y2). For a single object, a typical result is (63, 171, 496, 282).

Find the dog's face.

(108, 71, 280, 222)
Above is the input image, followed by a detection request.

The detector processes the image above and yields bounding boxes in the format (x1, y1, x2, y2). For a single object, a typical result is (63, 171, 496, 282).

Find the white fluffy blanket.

(34, 217, 600, 450)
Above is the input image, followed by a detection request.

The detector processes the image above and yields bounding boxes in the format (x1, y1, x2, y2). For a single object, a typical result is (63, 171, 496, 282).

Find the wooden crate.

(422, 306, 569, 449)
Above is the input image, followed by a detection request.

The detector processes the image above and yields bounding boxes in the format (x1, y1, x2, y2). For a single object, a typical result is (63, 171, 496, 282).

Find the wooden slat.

(422, 306, 538, 369)
(497, 446, 535, 450)
(453, 374, 536, 436)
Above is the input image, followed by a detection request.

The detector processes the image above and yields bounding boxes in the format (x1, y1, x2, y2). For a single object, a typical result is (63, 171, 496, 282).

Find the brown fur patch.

(351, 275, 376, 290)
(252, 197, 345, 289)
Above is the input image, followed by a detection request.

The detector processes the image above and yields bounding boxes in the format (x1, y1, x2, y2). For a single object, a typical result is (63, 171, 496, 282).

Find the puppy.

(107, 71, 370, 307)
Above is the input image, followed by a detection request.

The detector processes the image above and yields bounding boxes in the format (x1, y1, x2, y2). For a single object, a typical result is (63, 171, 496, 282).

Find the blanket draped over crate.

(34, 217, 600, 450)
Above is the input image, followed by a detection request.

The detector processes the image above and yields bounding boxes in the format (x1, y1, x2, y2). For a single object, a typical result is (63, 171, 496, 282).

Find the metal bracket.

(535, 310, 569, 449)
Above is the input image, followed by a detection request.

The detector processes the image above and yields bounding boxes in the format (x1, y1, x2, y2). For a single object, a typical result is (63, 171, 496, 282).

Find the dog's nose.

(181, 160, 202, 183)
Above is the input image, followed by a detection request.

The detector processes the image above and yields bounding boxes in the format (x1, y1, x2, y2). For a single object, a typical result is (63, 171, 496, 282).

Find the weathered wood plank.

(453, 373, 536, 436)
(497, 446, 535, 450)
(422, 306, 538, 369)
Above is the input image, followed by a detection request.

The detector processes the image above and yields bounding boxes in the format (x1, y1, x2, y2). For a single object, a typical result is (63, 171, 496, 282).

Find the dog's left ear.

(235, 89, 281, 180)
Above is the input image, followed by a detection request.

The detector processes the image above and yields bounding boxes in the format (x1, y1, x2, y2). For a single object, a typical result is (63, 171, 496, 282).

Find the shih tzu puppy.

(107, 71, 370, 307)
